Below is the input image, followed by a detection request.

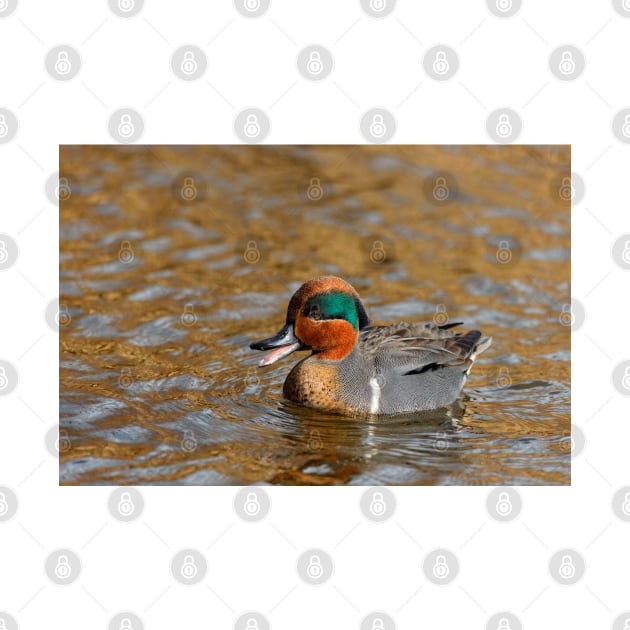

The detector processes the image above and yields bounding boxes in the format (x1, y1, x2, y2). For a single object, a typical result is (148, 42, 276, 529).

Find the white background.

(1, 1, 629, 628)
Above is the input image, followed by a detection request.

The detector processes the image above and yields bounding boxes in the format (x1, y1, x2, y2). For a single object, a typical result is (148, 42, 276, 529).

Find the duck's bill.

(257, 341, 302, 366)
(249, 323, 304, 366)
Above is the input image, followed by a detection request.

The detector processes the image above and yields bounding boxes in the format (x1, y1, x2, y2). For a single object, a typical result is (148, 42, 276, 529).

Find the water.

(60, 145, 571, 485)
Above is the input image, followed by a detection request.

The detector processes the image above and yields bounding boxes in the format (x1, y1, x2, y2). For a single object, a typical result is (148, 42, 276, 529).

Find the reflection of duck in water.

(250, 276, 491, 416)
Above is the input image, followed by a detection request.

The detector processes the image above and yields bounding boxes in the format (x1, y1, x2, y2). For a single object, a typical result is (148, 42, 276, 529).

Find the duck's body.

(250, 276, 491, 416)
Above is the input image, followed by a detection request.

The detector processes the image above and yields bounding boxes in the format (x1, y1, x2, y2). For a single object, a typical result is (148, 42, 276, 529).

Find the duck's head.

(250, 276, 370, 366)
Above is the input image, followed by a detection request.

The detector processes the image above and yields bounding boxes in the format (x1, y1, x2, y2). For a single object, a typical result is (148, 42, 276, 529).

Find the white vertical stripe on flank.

(369, 377, 381, 414)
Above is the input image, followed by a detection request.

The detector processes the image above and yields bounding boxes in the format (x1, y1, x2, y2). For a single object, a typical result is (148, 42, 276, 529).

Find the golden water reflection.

(60, 145, 570, 485)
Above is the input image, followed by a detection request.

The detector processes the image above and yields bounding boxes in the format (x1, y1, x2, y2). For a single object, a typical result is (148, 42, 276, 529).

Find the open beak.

(249, 323, 304, 366)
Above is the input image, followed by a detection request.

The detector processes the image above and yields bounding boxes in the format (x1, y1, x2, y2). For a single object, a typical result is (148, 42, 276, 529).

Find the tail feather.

(446, 330, 482, 359)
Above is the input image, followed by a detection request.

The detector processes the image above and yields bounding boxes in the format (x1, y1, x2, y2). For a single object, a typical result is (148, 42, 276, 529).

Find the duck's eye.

(308, 304, 323, 320)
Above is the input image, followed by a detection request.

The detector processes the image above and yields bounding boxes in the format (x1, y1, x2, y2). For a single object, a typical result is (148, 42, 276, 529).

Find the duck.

(249, 276, 491, 416)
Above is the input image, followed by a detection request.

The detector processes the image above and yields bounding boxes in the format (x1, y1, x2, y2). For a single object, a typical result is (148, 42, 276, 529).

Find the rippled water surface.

(60, 145, 570, 485)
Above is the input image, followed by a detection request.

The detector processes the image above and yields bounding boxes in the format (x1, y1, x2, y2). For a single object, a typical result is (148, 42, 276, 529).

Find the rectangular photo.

(59, 145, 570, 485)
